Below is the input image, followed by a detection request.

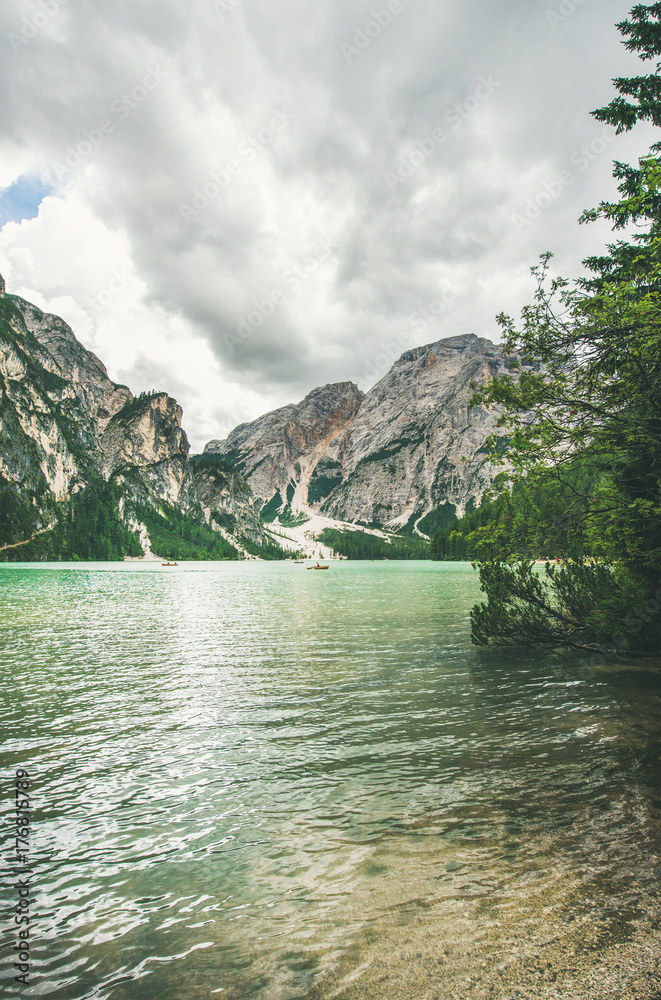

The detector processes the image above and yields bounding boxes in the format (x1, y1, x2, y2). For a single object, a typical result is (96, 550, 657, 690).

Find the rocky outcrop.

(206, 382, 364, 504)
(0, 291, 116, 505)
(205, 334, 516, 531)
(320, 334, 513, 528)
(16, 299, 131, 426)
(192, 459, 265, 545)
(0, 274, 276, 555)
(100, 393, 195, 510)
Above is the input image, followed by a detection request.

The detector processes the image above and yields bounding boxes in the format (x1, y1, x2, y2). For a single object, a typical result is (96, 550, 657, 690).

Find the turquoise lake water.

(1, 561, 659, 999)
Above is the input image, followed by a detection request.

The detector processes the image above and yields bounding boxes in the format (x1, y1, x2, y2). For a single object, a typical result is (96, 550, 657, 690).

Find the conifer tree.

(470, 4, 661, 655)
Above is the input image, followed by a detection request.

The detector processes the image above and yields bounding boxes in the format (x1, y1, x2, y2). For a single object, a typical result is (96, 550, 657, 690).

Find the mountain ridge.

(0, 274, 276, 560)
(205, 332, 514, 532)
(0, 273, 516, 558)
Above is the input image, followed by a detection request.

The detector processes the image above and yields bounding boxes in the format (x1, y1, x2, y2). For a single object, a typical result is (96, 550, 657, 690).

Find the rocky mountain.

(208, 381, 364, 521)
(0, 271, 517, 560)
(204, 334, 515, 533)
(0, 274, 272, 559)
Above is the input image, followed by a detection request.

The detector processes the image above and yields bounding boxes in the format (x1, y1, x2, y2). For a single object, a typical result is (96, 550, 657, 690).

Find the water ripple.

(0, 562, 659, 1000)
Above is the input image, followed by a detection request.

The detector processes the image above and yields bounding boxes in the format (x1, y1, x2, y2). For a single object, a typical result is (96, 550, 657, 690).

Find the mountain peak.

(298, 380, 364, 410)
(399, 332, 500, 366)
(204, 330, 516, 527)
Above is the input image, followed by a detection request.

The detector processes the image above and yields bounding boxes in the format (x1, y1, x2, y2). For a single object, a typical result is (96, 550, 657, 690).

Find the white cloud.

(0, 0, 656, 449)
(0, 191, 284, 449)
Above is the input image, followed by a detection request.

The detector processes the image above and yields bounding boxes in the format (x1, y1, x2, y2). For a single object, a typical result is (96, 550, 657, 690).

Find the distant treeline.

(0, 475, 289, 563)
(137, 503, 241, 561)
(430, 460, 601, 562)
(189, 453, 239, 476)
(319, 527, 429, 560)
(139, 500, 290, 562)
(0, 479, 143, 562)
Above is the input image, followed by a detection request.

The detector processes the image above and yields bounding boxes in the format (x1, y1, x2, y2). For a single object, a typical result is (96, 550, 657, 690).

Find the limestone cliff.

(0, 274, 273, 556)
(205, 334, 516, 532)
(207, 382, 364, 505)
(191, 457, 266, 546)
(100, 392, 195, 510)
(0, 281, 126, 510)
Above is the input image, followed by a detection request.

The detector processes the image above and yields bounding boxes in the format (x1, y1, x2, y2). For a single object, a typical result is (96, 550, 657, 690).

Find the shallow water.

(1, 561, 659, 999)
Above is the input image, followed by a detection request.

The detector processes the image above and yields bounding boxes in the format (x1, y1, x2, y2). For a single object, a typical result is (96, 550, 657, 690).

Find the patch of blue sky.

(0, 175, 55, 227)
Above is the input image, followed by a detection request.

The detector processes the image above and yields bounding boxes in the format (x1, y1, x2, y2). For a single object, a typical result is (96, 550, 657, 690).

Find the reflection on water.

(1, 561, 659, 1000)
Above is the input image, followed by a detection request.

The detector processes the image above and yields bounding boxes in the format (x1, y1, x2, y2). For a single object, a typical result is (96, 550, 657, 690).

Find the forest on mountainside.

(319, 527, 429, 560)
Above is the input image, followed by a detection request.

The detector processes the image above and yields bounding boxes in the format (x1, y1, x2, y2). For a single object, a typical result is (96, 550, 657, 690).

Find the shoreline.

(314, 925, 661, 1000)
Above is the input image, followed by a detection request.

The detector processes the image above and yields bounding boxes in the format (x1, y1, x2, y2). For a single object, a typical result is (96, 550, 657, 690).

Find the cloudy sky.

(0, 0, 654, 450)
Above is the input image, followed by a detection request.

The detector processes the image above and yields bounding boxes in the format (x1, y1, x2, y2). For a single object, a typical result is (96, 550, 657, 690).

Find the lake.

(1, 561, 660, 999)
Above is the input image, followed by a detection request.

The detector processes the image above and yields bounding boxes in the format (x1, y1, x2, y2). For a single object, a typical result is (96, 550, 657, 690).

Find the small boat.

(162, 562, 178, 567)
(307, 562, 329, 570)
(294, 560, 304, 564)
